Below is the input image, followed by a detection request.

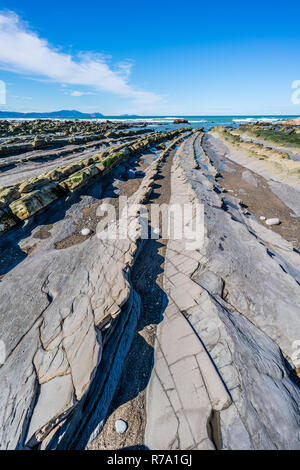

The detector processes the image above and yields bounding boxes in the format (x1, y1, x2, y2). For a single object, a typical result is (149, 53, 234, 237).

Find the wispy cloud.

(70, 91, 94, 97)
(0, 11, 163, 108)
(10, 94, 32, 100)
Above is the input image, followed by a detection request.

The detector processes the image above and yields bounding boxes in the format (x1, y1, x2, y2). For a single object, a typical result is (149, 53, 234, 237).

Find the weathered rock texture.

(0, 130, 190, 449)
(145, 133, 300, 450)
(1, 126, 299, 450)
(0, 129, 188, 235)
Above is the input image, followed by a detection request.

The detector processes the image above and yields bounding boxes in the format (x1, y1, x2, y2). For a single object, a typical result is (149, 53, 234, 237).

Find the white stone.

(265, 218, 280, 226)
(115, 419, 128, 434)
(81, 228, 91, 236)
(260, 216, 266, 220)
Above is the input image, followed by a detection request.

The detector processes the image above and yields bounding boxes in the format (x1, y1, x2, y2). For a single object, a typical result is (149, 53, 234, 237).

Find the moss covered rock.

(9, 192, 44, 220)
(59, 166, 99, 192)
(9, 183, 61, 220)
(61, 162, 84, 177)
(19, 176, 50, 194)
(0, 186, 20, 208)
(35, 183, 62, 207)
(44, 168, 64, 182)
(104, 131, 115, 138)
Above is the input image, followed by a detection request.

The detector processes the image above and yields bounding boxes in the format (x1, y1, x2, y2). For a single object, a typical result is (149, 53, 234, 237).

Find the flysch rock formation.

(145, 134, 300, 450)
(0, 129, 190, 449)
(0, 124, 300, 450)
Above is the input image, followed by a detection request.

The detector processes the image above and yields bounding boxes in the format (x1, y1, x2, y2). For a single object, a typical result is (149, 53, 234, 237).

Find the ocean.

(91, 115, 300, 132)
(2, 115, 299, 132)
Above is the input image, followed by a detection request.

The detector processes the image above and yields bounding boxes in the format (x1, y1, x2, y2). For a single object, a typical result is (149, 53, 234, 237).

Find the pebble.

(265, 218, 281, 226)
(146, 325, 153, 330)
(81, 228, 91, 236)
(127, 169, 136, 179)
(153, 227, 160, 234)
(260, 216, 266, 220)
(115, 419, 128, 434)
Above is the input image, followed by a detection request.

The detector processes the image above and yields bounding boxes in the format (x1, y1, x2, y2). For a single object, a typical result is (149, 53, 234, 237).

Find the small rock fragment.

(115, 419, 128, 434)
(266, 218, 280, 226)
(260, 216, 266, 220)
(127, 169, 136, 179)
(81, 228, 91, 236)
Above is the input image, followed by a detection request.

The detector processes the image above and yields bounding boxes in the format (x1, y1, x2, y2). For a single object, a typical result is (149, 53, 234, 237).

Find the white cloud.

(10, 94, 32, 99)
(70, 91, 93, 97)
(0, 11, 163, 108)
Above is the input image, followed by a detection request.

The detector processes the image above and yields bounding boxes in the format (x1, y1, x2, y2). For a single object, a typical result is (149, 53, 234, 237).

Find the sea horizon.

(2, 114, 300, 128)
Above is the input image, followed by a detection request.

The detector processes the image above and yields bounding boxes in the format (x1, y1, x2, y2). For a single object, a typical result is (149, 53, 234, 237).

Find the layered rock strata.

(145, 133, 300, 449)
(0, 131, 190, 449)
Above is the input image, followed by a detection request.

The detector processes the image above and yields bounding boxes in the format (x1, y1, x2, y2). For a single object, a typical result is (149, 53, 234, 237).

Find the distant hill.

(0, 109, 105, 119)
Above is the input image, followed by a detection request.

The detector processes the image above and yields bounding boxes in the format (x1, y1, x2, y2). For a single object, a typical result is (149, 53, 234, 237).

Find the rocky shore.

(0, 119, 299, 450)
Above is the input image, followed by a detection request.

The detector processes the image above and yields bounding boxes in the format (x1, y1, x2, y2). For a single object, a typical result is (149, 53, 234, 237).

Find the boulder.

(173, 119, 189, 124)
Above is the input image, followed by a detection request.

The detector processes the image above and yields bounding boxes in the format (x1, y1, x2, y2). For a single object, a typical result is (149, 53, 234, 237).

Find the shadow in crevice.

(95, 235, 168, 449)
(0, 162, 17, 172)
(109, 235, 167, 405)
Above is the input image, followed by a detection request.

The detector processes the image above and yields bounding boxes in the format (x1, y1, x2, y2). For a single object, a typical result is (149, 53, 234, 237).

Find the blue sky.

(0, 0, 299, 115)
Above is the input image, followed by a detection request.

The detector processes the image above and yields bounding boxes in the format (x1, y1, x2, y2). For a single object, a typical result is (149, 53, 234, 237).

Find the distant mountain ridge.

(0, 109, 105, 119)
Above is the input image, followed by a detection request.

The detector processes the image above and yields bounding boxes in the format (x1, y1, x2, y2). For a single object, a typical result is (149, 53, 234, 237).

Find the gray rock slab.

(145, 134, 300, 450)
(241, 169, 258, 187)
